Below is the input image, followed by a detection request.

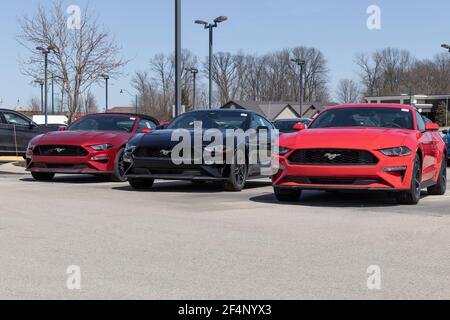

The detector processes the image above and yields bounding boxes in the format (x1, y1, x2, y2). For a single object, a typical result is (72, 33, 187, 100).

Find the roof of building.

(108, 106, 135, 114)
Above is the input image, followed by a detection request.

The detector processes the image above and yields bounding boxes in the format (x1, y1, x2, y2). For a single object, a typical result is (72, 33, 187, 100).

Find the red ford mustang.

(26, 113, 159, 182)
(273, 104, 447, 205)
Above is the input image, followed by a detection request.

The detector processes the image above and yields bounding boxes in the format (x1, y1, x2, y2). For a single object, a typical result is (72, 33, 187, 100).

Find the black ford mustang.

(123, 110, 275, 191)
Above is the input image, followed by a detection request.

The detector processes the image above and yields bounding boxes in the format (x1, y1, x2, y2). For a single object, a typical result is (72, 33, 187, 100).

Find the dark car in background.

(273, 118, 312, 134)
(124, 110, 275, 192)
(0, 109, 48, 156)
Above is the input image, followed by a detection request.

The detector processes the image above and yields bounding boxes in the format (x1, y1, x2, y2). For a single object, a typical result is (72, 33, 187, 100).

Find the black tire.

(223, 150, 248, 192)
(396, 155, 422, 205)
(128, 178, 154, 190)
(427, 157, 447, 196)
(110, 148, 129, 182)
(31, 172, 55, 181)
(274, 187, 302, 202)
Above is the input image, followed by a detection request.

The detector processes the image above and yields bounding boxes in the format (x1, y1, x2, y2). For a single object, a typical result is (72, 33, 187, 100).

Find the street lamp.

(34, 80, 44, 113)
(441, 44, 450, 126)
(120, 89, 138, 114)
(291, 58, 306, 117)
(36, 46, 55, 126)
(441, 44, 450, 52)
(195, 16, 228, 109)
(101, 74, 110, 112)
(185, 67, 199, 110)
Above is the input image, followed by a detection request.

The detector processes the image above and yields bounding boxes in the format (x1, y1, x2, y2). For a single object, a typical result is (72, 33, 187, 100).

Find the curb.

(0, 162, 27, 175)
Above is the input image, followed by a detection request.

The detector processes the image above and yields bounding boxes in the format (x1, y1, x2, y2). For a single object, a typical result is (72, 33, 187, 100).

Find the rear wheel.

(274, 187, 302, 202)
(396, 155, 422, 205)
(128, 178, 154, 190)
(427, 157, 447, 195)
(31, 172, 55, 181)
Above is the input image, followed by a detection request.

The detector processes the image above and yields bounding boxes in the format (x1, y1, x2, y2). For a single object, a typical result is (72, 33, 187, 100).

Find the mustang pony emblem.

(160, 149, 172, 156)
(324, 153, 342, 160)
(53, 148, 65, 153)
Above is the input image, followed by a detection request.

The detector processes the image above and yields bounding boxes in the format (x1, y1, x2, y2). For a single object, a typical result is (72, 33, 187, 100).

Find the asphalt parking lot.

(1, 171, 450, 300)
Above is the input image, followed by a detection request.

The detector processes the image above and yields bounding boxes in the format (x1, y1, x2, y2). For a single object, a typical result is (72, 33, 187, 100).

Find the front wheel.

(110, 148, 129, 182)
(427, 157, 447, 195)
(31, 172, 55, 181)
(274, 187, 302, 202)
(128, 178, 154, 190)
(223, 151, 248, 192)
(396, 155, 422, 205)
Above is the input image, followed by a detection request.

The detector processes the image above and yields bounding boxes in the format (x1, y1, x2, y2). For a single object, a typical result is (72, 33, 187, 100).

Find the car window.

(416, 112, 426, 132)
(68, 116, 137, 132)
(137, 119, 157, 132)
(3, 112, 31, 126)
(251, 115, 267, 129)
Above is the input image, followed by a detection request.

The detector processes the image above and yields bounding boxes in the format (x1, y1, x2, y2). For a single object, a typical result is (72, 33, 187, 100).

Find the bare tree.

(17, 0, 127, 123)
(83, 91, 99, 114)
(27, 97, 42, 112)
(335, 79, 361, 104)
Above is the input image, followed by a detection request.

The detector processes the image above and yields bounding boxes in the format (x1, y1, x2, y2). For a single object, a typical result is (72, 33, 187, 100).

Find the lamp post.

(291, 58, 306, 117)
(185, 67, 199, 110)
(101, 74, 110, 112)
(34, 80, 44, 113)
(441, 44, 450, 127)
(174, 0, 182, 118)
(36, 46, 54, 126)
(195, 16, 228, 109)
(120, 89, 138, 114)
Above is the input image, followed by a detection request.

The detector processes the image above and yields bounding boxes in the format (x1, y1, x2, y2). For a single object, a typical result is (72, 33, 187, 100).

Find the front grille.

(284, 176, 379, 185)
(34, 145, 89, 157)
(288, 149, 378, 166)
(134, 147, 203, 160)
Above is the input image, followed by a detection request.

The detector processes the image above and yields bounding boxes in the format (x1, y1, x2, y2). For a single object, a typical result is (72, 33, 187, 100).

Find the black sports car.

(123, 110, 275, 191)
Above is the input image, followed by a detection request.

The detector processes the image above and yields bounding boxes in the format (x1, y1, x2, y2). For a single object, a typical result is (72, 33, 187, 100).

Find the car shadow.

(112, 180, 272, 194)
(249, 190, 430, 208)
(21, 175, 116, 184)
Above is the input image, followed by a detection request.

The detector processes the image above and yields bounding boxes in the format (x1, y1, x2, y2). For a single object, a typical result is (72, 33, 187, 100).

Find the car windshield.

(309, 107, 414, 130)
(167, 112, 250, 130)
(68, 116, 137, 132)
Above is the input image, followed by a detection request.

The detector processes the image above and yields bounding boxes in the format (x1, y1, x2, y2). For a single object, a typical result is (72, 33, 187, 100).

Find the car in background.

(273, 118, 312, 134)
(273, 104, 447, 205)
(26, 113, 159, 182)
(124, 109, 275, 192)
(0, 109, 47, 156)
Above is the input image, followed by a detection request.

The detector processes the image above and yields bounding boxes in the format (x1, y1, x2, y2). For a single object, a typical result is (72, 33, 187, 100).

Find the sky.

(0, 0, 449, 110)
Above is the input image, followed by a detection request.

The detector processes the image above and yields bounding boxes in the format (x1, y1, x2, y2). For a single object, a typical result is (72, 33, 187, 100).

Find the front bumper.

(26, 147, 117, 175)
(272, 151, 414, 192)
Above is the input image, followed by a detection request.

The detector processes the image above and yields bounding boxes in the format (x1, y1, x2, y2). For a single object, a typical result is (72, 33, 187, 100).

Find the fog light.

(91, 156, 109, 161)
(382, 166, 407, 172)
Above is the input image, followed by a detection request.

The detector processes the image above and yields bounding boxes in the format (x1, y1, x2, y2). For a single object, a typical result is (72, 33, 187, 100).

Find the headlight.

(379, 146, 411, 157)
(277, 146, 291, 156)
(125, 144, 136, 153)
(91, 144, 113, 151)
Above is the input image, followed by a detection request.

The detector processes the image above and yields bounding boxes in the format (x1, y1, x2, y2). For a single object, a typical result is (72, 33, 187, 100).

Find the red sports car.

(273, 104, 447, 205)
(26, 113, 159, 182)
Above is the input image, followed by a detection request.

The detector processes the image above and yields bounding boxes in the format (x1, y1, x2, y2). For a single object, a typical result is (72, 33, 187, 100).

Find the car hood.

(33, 130, 132, 146)
(280, 128, 413, 150)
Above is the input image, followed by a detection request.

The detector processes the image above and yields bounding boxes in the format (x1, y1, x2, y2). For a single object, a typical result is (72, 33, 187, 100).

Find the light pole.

(120, 89, 138, 114)
(186, 67, 199, 110)
(34, 80, 44, 113)
(101, 74, 110, 112)
(175, 0, 182, 118)
(195, 16, 228, 109)
(441, 44, 450, 126)
(291, 58, 306, 117)
(36, 46, 54, 126)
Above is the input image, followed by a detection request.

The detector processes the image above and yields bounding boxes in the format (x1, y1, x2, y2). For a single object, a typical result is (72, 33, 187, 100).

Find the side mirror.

(442, 129, 449, 135)
(29, 122, 37, 129)
(156, 125, 167, 130)
(425, 123, 439, 132)
(293, 122, 306, 131)
(141, 128, 153, 133)
(58, 126, 66, 132)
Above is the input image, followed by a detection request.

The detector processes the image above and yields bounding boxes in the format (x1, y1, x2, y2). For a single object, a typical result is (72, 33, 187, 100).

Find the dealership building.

(365, 94, 450, 120)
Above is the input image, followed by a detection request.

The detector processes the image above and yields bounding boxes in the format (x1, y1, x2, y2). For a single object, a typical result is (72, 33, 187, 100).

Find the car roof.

(324, 103, 416, 112)
(81, 113, 159, 124)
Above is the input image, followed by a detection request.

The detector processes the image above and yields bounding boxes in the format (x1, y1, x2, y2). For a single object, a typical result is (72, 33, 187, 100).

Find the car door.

(249, 114, 274, 175)
(415, 112, 436, 182)
(2, 111, 41, 154)
(0, 112, 13, 155)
